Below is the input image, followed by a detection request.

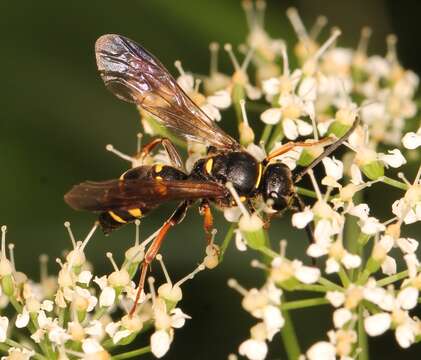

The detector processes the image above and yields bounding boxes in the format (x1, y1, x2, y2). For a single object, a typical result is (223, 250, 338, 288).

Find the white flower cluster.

(0, 222, 209, 359)
(3, 1, 421, 360)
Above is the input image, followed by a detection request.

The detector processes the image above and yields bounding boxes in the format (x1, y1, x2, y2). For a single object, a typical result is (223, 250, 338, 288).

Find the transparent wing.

(95, 34, 240, 150)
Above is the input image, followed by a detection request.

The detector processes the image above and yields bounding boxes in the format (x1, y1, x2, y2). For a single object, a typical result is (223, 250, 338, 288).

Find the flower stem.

(260, 124, 273, 144)
(112, 346, 151, 359)
(281, 297, 329, 310)
(380, 176, 409, 191)
(376, 269, 411, 287)
(143, 116, 186, 148)
(219, 224, 235, 261)
(280, 305, 301, 360)
(267, 123, 284, 151)
(358, 305, 369, 360)
(293, 284, 329, 293)
(338, 266, 351, 288)
(318, 277, 343, 291)
(295, 187, 319, 199)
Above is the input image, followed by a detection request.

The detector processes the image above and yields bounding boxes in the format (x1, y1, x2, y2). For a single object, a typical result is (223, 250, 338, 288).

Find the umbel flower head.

(3, 1, 421, 360)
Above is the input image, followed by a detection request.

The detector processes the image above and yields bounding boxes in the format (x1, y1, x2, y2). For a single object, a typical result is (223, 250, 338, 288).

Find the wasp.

(65, 34, 359, 314)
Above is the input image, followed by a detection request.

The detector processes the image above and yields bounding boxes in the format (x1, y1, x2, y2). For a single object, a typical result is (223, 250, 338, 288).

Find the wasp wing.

(64, 178, 227, 212)
(95, 34, 240, 150)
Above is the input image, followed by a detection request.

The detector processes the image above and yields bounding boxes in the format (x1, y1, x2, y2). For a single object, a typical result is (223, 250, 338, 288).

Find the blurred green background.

(1, 0, 421, 358)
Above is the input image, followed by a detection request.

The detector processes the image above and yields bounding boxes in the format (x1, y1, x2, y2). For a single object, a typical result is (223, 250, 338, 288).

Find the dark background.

(1, 0, 421, 359)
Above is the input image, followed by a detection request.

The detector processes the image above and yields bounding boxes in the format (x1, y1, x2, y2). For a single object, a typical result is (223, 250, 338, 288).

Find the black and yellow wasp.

(65, 34, 359, 313)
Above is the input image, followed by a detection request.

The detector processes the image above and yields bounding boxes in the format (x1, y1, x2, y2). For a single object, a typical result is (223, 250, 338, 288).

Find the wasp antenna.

(294, 116, 360, 183)
(106, 144, 135, 163)
(224, 43, 241, 72)
(310, 15, 328, 40)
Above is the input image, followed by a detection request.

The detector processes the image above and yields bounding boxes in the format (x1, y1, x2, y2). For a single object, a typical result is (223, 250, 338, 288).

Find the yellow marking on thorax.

(255, 163, 263, 188)
(108, 211, 127, 224)
(205, 158, 214, 174)
(155, 176, 163, 181)
(154, 164, 164, 173)
(240, 196, 246, 202)
(128, 208, 142, 218)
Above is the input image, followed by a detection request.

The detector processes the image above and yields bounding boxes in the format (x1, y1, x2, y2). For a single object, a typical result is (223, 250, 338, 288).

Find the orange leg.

(129, 201, 188, 316)
(199, 201, 214, 244)
(136, 137, 183, 169)
(265, 137, 333, 162)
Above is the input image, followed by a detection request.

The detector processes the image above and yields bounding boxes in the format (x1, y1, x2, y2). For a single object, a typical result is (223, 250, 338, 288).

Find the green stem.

(338, 267, 351, 288)
(358, 305, 369, 360)
(281, 297, 329, 311)
(292, 284, 329, 293)
(260, 124, 273, 144)
(219, 224, 235, 261)
(112, 346, 151, 359)
(280, 306, 301, 360)
(318, 277, 343, 291)
(295, 187, 319, 200)
(376, 269, 410, 287)
(267, 123, 284, 151)
(380, 176, 409, 191)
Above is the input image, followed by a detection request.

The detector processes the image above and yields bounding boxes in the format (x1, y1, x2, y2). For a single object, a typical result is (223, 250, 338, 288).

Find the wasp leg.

(293, 116, 361, 183)
(129, 201, 189, 316)
(137, 137, 184, 170)
(265, 137, 333, 163)
(199, 201, 214, 244)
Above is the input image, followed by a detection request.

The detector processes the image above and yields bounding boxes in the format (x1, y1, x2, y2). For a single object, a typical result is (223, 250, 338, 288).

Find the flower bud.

(1, 275, 14, 297)
(0, 258, 12, 277)
(121, 314, 143, 333)
(157, 283, 182, 306)
(239, 122, 255, 146)
(66, 249, 86, 269)
(26, 297, 41, 313)
(69, 321, 85, 342)
(239, 214, 266, 250)
(108, 270, 130, 289)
